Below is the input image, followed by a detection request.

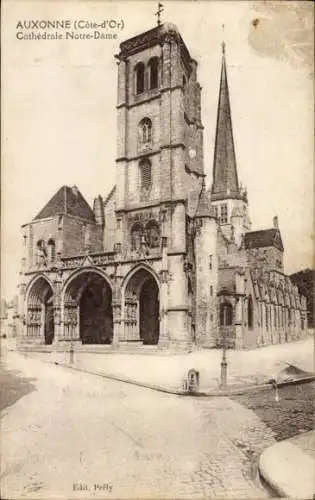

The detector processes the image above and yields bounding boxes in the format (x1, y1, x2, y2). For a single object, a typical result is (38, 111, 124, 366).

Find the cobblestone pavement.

(232, 382, 315, 442)
(1, 351, 275, 499)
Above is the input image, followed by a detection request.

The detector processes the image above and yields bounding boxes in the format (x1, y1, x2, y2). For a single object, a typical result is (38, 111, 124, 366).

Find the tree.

(290, 269, 314, 327)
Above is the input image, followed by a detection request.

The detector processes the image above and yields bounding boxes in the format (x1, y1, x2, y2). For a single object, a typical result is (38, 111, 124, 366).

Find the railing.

(62, 252, 116, 269)
(24, 246, 162, 274)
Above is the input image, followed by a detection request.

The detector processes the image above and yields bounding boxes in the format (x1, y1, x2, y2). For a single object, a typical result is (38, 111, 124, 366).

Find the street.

(0, 349, 311, 499)
(232, 382, 314, 441)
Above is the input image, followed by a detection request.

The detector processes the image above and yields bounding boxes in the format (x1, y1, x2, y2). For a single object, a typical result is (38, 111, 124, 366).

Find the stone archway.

(124, 267, 160, 345)
(26, 276, 54, 344)
(63, 271, 113, 344)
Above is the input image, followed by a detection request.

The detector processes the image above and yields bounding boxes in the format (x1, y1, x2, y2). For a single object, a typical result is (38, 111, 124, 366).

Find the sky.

(1, 0, 314, 299)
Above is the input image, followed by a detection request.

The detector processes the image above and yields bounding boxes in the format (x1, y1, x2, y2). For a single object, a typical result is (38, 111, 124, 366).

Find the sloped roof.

(244, 229, 284, 252)
(211, 44, 246, 202)
(103, 185, 116, 207)
(34, 185, 95, 222)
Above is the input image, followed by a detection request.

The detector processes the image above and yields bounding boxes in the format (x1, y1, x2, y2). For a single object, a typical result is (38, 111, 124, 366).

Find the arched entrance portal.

(124, 268, 160, 345)
(64, 271, 113, 344)
(26, 277, 54, 344)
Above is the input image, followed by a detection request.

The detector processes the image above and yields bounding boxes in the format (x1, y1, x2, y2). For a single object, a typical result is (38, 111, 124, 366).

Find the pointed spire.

(211, 41, 243, 202)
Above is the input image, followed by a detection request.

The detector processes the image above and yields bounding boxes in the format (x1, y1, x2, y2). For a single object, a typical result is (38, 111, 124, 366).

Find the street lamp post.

(69, 310, 75, 365)
(70, 336, 74, 364)
(220, 306, 228, 387)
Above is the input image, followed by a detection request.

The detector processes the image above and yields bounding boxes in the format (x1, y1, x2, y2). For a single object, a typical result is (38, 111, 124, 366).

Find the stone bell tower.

(114, 22, 205, 347)
(115, 22, 204, 217)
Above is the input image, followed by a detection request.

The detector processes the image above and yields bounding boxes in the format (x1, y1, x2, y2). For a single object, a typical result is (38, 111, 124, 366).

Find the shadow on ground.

(0, 365, 36, 412)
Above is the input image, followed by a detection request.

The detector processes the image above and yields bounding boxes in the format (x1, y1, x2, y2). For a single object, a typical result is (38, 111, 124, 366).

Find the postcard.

(1, 1, 314, 499)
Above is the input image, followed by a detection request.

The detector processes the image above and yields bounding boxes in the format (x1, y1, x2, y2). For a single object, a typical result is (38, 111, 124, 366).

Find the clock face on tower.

(188, 147, 197, 159)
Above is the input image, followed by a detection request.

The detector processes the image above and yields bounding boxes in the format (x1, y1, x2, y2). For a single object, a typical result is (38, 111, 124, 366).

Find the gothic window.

(131, 222, 144, 251)
(37, 239, 45, 251)
(36, 239, 47, 266)
(214, 206, 219, 220)
(138, 118, 152, 146)
(36, 239, 47, 257)
(210, 285, 213, 296)
(145, 220, 160, 249)
(139, 158, 152, 192)
(135, 62, 145, 94)
(148, 57, 159, 90)
(220, 303, 233, 326)
(248, 295, 253, 329)
(209, 254, 213, 269)
(47, 239, 56, 262)
(220, 203, 228, 224)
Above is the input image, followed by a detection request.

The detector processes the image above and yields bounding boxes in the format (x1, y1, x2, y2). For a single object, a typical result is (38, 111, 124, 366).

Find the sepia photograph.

(1, 1, 314, 498)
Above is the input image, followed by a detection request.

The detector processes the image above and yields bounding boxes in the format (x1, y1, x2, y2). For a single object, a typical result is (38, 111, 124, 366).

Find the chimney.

(71, 185, 79, 196)
(273, 216, 279, 229)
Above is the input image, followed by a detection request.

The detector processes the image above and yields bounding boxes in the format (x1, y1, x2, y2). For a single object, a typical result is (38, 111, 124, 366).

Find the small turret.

(194, 181, 218, 347)
(273, 216, 279, 229)
(93, 195, 105, 228)
(195, 181, 216, 219)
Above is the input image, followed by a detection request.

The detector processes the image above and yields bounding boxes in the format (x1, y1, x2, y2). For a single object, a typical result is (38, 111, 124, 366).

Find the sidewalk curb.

(54, 362, 186, 395)
(53, 361, 315, 397)
(258, 440, 315, 499)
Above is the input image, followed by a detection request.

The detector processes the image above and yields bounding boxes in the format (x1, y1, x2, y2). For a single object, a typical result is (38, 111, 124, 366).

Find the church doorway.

(26, 276, 54, 344)
(248, 295, 253, 329)
(124, 268, 160, 345)
(44, 297, 55, 344)
(64, 271, 113, 344)
(139, 277, 160, 344)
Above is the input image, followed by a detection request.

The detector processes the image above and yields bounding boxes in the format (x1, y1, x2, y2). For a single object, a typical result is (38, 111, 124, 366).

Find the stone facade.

(17, 22, 308, 350)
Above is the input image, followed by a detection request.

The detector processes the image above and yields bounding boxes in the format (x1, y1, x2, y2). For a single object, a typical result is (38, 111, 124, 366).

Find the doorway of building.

(139, 277, 160, 344)
(26, 276, 54, 344)
(44, 297, 54, 344)
(64, 271, 113, 344)
(124, 268, 160, 345)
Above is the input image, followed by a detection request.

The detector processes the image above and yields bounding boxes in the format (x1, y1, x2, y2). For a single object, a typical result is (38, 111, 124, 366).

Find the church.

(17, 21, 308, 350)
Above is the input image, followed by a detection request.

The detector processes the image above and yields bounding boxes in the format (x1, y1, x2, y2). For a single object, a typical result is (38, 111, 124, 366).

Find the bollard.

(271, 378, 279, 402)
(186, 369, 200, 393)
(69, 343, 74, 365)
(220, 359, 227, 387)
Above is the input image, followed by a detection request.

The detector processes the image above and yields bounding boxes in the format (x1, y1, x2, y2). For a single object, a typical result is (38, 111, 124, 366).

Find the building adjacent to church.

(17, 22, 308, 350)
